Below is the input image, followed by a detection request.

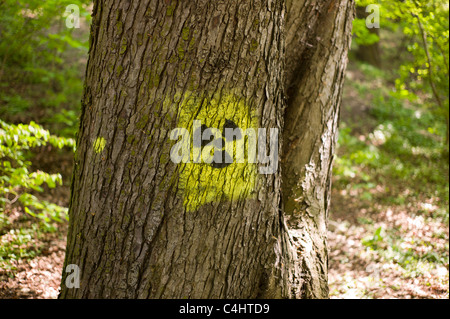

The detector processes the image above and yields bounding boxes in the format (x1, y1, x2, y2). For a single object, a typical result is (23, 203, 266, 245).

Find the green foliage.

(336, 66, 448, 202)
(363, 223, 449, 270)
(386, 0, 449, 142)
(353, 0, 381, 46)
(0, 120, 75, 230)
(352, 18, 380, 46)
(0, 225, 41, 275)
(0, 0, 91, 137)
(0, 1, 90, 276)
(334, 60, 449, 290)
(362, 226, 384, 248)
(355, 0, 449, 144)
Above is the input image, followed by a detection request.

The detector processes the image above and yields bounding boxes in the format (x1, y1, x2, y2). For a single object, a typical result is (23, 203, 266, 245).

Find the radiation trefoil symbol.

(169, 92, 259, 212)
(194, 119, 242, 169)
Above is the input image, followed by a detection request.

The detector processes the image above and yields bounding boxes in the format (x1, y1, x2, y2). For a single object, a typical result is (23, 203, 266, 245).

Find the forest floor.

(0, 151, 72, 299)
(328, 61, 449, 298)
(0, 60, 448, 299)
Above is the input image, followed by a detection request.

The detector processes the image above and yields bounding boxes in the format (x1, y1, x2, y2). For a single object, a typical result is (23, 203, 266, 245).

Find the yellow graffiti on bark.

(93, 137, 106, 154)
(172, 91, 259, 211)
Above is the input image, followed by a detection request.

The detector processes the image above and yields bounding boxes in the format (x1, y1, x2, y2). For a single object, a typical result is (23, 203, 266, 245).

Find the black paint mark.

(196, 119, 241, 169)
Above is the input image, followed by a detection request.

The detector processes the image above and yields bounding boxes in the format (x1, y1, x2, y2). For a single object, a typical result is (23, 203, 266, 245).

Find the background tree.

(59, 0, 354, 299)
(353, 0, 449, 146)
(354, 5, 381, 67)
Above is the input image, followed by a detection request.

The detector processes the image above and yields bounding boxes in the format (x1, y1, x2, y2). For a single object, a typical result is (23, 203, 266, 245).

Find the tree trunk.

(60, 0, 354, 299)
(60, 0, 300, 299)
(355, 6, 381, 67)
(282, 0, 354, 298)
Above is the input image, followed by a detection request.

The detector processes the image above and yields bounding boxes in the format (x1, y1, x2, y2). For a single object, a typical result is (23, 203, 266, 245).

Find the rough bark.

(60, 0, 354, 299)
(60, 0, 301, 299)
(282, 0, 354, 298)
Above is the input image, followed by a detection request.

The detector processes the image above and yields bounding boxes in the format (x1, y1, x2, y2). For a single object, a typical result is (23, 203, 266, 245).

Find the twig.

(411, 12, 448, 144)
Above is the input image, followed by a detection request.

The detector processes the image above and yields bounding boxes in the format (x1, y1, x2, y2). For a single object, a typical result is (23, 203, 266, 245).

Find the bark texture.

(60, 0, 354, 299)
(282, 0, 354, 298)
(61, 0, 301, 299)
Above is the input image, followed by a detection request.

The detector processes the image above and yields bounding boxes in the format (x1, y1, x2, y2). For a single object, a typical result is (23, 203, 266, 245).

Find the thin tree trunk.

(60, 0, 301, 299)
(355, 6, 381, 67)
(282, 0, 354, 298)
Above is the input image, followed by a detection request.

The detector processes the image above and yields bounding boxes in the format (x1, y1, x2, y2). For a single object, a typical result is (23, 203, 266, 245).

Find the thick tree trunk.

(282, 0, 354, 298)
(60, 0, 301, 299)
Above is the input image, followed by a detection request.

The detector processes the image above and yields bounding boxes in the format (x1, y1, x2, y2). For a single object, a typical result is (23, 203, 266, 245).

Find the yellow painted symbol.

(171, 91, 259, 211)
